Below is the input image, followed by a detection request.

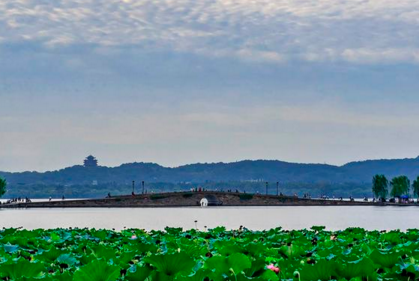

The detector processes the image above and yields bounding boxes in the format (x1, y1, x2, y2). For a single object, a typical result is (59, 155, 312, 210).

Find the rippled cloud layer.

(2, 0, 419, 171)
(1, 0, 419, 63)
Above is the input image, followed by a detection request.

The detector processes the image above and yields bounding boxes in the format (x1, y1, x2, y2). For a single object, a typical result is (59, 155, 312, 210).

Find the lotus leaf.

(144, 252, 195, 276)
(0, 258, 45, 279)
(0, 227, 416, 280)
(299, 259, 336, 281)
(125, 265, 152, 281)
(73, 259, 120, 281)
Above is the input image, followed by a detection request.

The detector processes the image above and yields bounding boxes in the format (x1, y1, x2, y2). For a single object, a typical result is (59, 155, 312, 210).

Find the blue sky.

(1, 0, 419, 172)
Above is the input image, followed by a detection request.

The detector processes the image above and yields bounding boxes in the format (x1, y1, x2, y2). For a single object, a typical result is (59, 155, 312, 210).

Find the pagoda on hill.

(84, 155, 98, 167)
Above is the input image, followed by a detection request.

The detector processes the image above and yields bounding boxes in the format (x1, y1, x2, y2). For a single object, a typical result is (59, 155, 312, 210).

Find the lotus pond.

(0, 227, 419, 281)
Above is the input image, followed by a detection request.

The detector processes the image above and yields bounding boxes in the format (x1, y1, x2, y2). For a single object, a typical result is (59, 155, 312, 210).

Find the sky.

(1, 0, 419, 172)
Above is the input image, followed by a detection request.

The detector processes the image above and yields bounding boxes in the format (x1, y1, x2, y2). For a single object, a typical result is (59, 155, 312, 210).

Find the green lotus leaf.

(178, 242, 207, 258)
(144, 252, 195, 276)
(360, 244, 373, 256)
(73, 259, 120, 281)
(299, 259, 336, 281)
(261, 270, 280, 280)
(279, 244, 305, 259)
(210, 227, 226, 234)
(381, 232, 402, 245)
(205, 253, 251, 276)
(311, 226, 326, 232)
(56, 254, 78, 267)
(228, 253, 252, 275)
(19, 271, 72, 281)
(116, 251, 137, 269)
(90, 230, 108, 241)
(0, 228, 17, 236)
(36, 247, 67, 262)
(397, 241, 417, 253)
(165, 227, 183, 235)
(2, 236, 31, 248)
(78, 253, 97, 266)
(123, 242, 157, 254)
(50, 232, 62, 242)
(47, 271, 73, 281)
(406, 230, 419, 241)
(149, 271, 177, 281)
(243, 258, 266, 277)
(0, 258, 45, 279)
(370, 249, 401, 268)
(90, 245, 117, 261)
(179, 268, 212, 281)
(277, 259, 300, 279)
(245, 243, 270, 257)
(213, 240, 243, 256)
(336, 257, 375, 279)
(238, 270, 279, 281)
(394, 262, 419, 279)
(71, 242, 93, 256)
(125, 265, 152, 281)
(0, 226, 418, 281)
(204, 256, 229, 278)
(3, 243, 19, 254)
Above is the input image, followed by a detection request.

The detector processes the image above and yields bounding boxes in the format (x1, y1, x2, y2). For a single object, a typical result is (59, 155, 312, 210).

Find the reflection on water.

(0, 206, 418, 231)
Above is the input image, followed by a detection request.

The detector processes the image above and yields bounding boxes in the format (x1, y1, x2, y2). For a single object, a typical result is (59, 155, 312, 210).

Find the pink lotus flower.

(267, 264, 280, 273)
(131, 235, 137, 239)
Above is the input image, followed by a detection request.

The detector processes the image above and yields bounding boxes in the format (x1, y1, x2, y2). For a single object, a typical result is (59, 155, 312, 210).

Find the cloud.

(0, 0, 418, 64)
(1, 0, 419, 172)
(341, 48, 419, 64)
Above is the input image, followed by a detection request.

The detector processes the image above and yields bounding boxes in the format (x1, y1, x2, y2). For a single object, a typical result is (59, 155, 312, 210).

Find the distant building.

(84, 155, 98, 167)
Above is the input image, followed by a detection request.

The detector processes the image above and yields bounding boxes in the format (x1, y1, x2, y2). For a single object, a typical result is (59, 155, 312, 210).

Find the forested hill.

(2, 157, 419, 185)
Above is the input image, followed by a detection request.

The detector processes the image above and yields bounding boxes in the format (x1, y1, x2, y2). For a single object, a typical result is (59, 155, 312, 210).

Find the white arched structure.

(200, 198, 209, 207)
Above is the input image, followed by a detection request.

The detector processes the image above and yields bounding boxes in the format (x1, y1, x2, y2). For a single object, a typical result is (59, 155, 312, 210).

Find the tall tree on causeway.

(412, 176, 419, 198)
(0, 177, 6, 198)
(372, 174, 388, 200)
(390, 176, 410, 198)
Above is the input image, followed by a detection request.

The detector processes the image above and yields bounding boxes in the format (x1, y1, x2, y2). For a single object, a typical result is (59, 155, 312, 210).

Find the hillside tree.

(0, 177, 6, 198)
(390, 176, 410, 198)
(412, 177, 419, 198)
(372, 174, 388, 200)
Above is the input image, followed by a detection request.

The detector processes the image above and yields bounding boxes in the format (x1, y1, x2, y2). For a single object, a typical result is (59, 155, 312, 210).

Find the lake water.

(0, 206, 418, 231)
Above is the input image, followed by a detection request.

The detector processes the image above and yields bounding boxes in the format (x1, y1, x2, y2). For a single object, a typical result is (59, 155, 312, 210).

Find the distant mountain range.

(2, 157, 419, 185)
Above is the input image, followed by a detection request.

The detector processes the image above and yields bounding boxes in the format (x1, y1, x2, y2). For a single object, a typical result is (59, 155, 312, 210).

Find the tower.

(84, 155, 98, 167)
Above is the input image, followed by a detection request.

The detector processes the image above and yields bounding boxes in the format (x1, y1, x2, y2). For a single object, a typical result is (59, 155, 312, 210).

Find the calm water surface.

(0, 206, 418, 231)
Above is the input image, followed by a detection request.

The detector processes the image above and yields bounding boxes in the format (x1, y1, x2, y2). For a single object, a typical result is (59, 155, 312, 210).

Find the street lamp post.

(265, 182, 268, 195)
(132, 181, 135, 194)
(142, 181, 145, 194)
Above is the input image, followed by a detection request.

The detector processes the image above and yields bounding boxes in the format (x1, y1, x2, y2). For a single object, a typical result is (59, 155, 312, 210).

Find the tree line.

(372, 175, 419, 201)
(0, 178, 6, 198)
